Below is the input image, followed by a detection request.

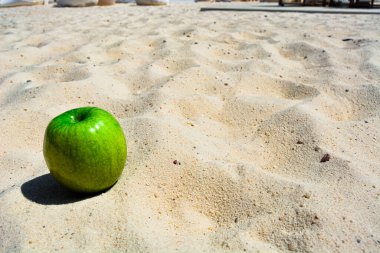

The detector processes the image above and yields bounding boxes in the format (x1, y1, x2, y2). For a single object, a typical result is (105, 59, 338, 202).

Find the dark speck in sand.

(297, 141, 304, 144)
(364, 120, 368, 123)
(303, 193, 311, 199)
(342, 38, 353, 42)
(320, 154, 330, 163)
(26, 80, 31, 83)
(173, 160, 181, 165)
(163, 40, 166, 43)
(345, 89, 349, 92)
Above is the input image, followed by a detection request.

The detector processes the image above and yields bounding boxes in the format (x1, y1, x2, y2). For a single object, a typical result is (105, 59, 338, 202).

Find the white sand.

(0, 3, 379, 252)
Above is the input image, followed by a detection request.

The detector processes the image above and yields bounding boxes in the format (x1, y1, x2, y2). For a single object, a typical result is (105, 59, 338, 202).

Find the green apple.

(43, 107, 127, 193)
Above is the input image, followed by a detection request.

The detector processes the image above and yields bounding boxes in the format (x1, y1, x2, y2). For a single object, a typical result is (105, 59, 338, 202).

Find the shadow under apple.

(21, 173, 100, 205)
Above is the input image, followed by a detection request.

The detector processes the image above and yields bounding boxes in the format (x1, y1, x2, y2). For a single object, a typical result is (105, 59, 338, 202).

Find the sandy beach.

(0, 3, 379, 252)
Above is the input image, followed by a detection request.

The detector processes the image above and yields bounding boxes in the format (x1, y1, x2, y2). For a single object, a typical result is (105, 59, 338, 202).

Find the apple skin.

(43, 107, 127, 193)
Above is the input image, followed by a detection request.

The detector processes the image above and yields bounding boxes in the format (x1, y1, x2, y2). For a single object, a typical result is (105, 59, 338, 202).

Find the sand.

(0, 3, 379, 252)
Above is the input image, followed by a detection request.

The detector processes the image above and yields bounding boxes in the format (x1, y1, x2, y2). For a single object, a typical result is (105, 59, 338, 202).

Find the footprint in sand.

(279, 42, 330, 69)
(317, 84, 380, 121)
(35, 64, 91, 83)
